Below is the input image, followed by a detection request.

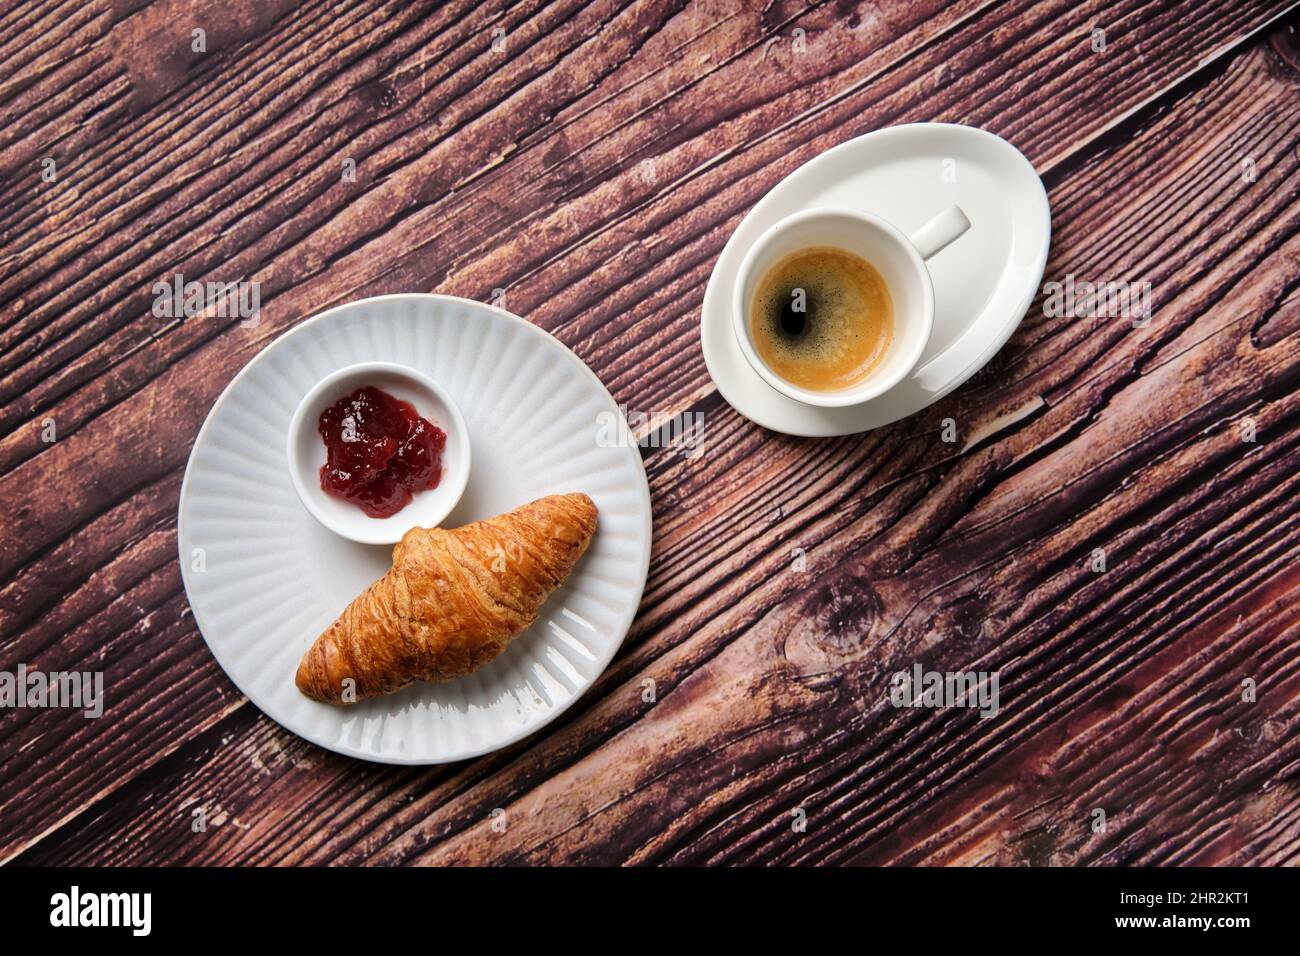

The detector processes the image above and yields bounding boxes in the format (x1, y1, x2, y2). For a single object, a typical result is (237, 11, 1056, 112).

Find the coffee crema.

(749, 246, 893, 392)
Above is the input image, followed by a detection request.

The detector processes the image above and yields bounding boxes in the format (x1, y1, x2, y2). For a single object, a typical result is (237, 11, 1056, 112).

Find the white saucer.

(701, 123, 1051, 436)
(178, 294, 652, 764)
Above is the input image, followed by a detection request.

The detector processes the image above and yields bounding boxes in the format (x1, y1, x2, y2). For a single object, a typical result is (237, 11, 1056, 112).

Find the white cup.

(733, 205, 971, 407)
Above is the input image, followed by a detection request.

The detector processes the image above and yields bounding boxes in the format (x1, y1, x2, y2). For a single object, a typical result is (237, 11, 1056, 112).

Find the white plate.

(177, 294, 652, 764)
(701, 122, 1051, 436)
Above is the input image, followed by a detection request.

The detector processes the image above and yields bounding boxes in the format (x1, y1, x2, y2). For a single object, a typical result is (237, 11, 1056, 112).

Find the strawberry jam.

(317, 385, 446, 518)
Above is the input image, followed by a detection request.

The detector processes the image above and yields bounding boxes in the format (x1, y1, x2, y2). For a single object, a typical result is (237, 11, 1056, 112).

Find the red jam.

(318, 385, 446, 518)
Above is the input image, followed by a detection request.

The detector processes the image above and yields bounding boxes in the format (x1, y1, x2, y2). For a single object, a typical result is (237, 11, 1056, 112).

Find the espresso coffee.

(749, 246, 893, 392)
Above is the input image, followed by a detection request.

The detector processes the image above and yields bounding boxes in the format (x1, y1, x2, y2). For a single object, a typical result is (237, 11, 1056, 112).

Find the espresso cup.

(733, 205, 971, 407)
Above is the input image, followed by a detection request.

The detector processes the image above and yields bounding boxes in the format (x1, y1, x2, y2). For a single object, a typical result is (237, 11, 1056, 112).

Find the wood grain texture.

(2, 0, 1299, 866)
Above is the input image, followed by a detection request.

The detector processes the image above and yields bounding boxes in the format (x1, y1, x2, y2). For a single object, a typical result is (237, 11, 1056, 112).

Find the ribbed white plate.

(177, 294, 652, 764)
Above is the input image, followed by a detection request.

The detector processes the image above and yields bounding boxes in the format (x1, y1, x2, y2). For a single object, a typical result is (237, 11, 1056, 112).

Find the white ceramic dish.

(177, 294, 653, 764)
(701, 122, 1052, 436)
(286, 361, 471, 545)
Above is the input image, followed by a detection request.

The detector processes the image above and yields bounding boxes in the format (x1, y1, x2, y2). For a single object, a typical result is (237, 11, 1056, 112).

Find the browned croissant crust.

(296, 493, 597, 703)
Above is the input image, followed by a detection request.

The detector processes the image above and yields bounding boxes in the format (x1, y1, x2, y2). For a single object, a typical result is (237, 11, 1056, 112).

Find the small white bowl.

(286, 362, 470, 546)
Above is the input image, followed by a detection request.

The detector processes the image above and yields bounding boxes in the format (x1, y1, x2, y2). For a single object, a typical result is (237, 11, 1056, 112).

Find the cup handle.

(908, 204, 971, 260)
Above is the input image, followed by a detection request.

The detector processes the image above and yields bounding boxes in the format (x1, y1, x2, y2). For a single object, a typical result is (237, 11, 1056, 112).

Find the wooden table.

(2, 0, 1299, 867)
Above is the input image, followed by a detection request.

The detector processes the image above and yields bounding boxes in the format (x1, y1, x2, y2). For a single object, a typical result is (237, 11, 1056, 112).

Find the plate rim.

(177, 292, 653, 765)
(700, 121, 1052, 437)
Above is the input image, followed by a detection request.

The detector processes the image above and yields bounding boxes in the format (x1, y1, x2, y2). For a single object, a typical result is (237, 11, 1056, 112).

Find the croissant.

(296, 493, 598, 703)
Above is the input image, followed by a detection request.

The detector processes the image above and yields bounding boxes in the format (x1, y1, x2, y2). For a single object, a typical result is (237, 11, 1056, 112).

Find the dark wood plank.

(8, 6, 1299, 865)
